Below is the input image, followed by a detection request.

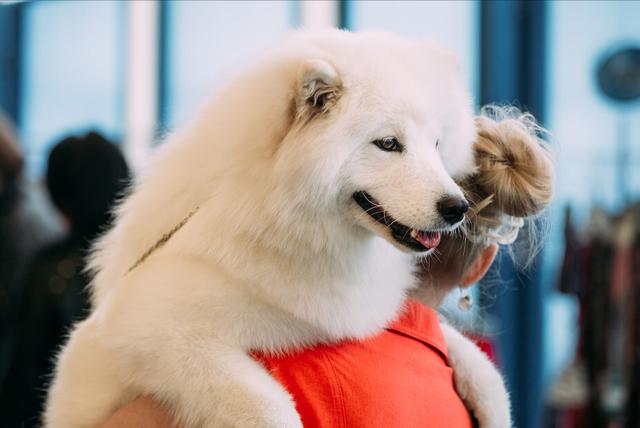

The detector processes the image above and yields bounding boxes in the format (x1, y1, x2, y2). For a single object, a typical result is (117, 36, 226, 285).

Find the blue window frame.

(0, 2, 21, 125)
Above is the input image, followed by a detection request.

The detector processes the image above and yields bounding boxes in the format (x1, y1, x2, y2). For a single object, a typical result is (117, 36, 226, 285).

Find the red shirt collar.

(385, 299, 448, 362)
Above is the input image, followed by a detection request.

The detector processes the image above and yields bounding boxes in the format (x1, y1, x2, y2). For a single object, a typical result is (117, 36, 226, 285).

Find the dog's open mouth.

(353, 191, 441, 252)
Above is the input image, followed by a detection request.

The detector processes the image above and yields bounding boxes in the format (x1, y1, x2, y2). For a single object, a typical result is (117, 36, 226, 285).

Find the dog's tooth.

(410, 229, 417, 239)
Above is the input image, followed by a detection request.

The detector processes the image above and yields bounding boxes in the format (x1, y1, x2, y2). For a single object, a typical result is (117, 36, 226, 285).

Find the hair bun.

(473, 108, 554, 218)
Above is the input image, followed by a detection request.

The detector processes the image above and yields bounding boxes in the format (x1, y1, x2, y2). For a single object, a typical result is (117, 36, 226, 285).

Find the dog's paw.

(452, 355, 511, 428)
(441, 323, 511, 428)
(238, 399, 303, 428)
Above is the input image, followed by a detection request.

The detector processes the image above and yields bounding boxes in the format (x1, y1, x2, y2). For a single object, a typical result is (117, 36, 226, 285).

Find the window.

(547, 1, 640, 220)
(20, 0, 124, 176)
(163, 0, 295, 129)
(346, 0, 479, 96)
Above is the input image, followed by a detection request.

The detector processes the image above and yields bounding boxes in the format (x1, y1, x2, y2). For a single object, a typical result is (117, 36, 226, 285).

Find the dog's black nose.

(437, 196, 469, 225)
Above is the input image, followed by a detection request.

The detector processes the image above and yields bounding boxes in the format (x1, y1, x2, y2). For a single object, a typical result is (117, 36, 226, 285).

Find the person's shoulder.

(29, 239, 72, 266)
(22, 238, 82, 288)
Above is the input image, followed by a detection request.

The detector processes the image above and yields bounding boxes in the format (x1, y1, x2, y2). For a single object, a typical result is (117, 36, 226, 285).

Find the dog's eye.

(373, 137, 402, 153)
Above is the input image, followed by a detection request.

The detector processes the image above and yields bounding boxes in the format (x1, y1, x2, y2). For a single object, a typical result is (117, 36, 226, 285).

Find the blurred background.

(0, 1, 639, 427)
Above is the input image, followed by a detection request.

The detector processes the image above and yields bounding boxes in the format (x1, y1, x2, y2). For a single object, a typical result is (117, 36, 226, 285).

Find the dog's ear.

(295, 59, 342, 123)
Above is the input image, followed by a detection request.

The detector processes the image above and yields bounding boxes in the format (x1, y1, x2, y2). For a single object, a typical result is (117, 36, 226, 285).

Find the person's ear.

(461, 244, 499, 287)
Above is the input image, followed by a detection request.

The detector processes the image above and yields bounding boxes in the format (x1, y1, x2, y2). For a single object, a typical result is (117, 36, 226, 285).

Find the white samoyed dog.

(45, 29, 509, 427)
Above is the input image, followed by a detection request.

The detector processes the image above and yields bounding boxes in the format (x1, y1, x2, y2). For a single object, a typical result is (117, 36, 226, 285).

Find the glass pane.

(348, 0, 479, 96)
(20, 0, 124, 177)
(547, 1, 640, 220)
(164, 0, 294, 129)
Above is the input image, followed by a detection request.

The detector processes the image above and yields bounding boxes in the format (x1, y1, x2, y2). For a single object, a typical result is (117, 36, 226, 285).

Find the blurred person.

(1, 131, 130, 427)
(0, 113, 59, 391)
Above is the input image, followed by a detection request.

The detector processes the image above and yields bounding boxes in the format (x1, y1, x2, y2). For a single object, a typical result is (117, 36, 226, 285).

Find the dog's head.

(276, 30, 476, 254)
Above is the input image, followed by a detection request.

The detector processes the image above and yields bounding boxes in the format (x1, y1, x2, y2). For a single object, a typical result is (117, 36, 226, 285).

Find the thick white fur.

(441, 323, 512, 427)
(45, 29, 506, 427)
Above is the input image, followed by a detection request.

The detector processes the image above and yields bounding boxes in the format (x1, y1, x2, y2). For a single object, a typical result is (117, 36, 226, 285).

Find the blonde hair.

(419, 105, 555, 286)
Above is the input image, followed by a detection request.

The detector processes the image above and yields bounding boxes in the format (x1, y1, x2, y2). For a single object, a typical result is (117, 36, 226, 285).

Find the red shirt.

(256, 300, 474, 427)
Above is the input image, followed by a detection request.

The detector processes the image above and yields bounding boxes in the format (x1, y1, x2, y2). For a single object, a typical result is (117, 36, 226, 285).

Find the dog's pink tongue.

(415, 231, 441, 249)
